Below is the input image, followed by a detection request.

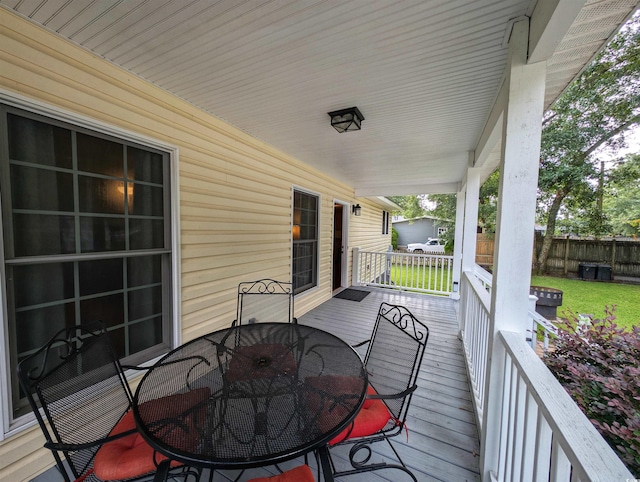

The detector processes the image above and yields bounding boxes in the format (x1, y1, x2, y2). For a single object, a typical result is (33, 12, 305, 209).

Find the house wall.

(393, 218, 441, 247)
(0, 9, 391, 481)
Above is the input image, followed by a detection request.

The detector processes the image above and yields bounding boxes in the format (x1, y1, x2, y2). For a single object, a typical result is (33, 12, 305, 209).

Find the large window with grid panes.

(292, 189, 318, 294)
(0, 105, 174, 422)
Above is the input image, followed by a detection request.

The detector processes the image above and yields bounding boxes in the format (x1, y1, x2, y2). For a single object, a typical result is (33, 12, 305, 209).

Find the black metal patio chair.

(231, 279, 296, 326)
(17, 322, 203, 482)
(322, 302, 429, 481)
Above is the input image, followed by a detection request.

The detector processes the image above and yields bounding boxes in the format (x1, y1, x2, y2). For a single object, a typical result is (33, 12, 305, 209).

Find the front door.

(332, 204, 344, 290)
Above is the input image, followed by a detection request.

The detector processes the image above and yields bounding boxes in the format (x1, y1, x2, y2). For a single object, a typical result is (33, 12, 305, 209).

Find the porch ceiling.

(2, 0, 638, 196)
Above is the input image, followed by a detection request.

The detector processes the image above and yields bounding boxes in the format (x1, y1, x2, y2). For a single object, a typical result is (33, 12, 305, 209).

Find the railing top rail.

(463, 269, 491, 311)
(358, 250, 453, 259)
(472, 264, 493, 285)
(499, 330, 633, 480)
(528, 309, 558, 336)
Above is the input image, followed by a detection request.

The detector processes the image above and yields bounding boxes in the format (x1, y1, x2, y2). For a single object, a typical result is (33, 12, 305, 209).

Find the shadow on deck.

(33, 287, 480, 482)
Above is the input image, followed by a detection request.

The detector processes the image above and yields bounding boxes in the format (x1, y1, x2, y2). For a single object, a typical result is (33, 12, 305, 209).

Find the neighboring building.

(393, 216, 448, 248)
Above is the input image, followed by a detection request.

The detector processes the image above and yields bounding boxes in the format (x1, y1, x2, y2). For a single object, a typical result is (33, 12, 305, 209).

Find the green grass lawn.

(531, 276, 640, 330)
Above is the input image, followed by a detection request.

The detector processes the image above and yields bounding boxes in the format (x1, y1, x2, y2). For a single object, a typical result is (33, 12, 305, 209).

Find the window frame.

(0, 92, 182, 438)
(382, 210, 390, 235)
(292, 187, 320, 295)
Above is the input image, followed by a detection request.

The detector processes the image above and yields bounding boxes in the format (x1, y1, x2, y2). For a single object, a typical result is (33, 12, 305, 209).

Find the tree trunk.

(536, 191, 566, 274)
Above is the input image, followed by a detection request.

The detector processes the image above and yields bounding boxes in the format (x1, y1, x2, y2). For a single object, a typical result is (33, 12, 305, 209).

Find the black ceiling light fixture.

(328, 107, 364, 133)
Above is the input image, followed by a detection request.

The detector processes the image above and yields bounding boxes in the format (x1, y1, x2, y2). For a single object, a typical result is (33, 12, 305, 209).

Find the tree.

(536, 14, 640, 272)
(387, 195, 427, 219)
(604, 153, 640, 236)
(426, 169, 500, 245)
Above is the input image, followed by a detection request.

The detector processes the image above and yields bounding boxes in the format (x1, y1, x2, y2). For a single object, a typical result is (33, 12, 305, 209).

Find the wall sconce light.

(328, 107, 364, 133)
(352, 204, 362, 216)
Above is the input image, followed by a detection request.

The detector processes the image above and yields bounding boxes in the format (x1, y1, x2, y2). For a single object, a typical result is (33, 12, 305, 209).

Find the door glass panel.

(8, 114, 72, 168)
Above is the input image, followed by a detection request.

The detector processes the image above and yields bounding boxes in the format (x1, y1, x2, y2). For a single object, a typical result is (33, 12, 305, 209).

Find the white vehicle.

(406, 238, 445, 254)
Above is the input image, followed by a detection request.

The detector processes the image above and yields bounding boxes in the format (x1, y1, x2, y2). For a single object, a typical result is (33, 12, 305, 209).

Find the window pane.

(130, 183, 163, 216)
(79, 216, 125, 252)
(77, 132, 123, 177)
(130, 219, 164, 250)
(107, 327, 126, 359)
(13, 263, 74, 308)
(15, 304, 75, 354)
(12, 214, 75, 257)
(10, 165, 74, 212)
(128, 255, 161, 287)
(80, 293, 124, 329)
(79, 258, 123, 296)
(8, 114, 72, 168)
(78, 176, 125, 214)
(130, 317, 162, 353)
(129, 286, 162, 321)
(128, 147, 163, 184)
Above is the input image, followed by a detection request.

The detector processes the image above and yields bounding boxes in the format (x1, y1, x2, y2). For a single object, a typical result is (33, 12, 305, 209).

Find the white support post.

(462, 168, 481, 275)
(481, 18, 547, 482)
(450, 190, 466, 301)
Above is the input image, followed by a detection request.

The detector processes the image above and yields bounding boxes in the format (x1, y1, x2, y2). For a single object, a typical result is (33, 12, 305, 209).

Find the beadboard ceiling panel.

(2, 0, 638, 195)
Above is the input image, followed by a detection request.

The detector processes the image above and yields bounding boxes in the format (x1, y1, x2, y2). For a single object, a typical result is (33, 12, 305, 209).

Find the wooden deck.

(33, 287, 480, 482)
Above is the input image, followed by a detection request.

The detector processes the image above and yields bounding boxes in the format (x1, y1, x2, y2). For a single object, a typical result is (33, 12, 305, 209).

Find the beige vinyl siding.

(0, 9, 390, 480)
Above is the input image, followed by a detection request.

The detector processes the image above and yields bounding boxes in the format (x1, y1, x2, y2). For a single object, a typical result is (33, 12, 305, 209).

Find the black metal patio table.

(133, 322, 367, 480)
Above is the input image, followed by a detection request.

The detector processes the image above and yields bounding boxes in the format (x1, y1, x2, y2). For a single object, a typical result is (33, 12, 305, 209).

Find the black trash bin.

(578, 263, 597, 280)
(596, 264, 612, 281)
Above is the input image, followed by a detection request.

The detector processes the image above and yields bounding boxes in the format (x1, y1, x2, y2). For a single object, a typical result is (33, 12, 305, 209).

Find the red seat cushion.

(303, 375, 391, 445)
(247, 464, 315, 482)
(328, 385, 392, 445)
(94, 388, 210, 480)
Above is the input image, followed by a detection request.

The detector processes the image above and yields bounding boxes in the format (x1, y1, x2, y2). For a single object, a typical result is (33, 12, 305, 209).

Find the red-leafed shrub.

(543, 308, 640, 476)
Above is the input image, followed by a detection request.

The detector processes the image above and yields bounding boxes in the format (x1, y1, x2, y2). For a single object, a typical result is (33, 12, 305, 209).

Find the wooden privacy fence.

(473, 234, 640, 281)
(535, 234, 640, 280)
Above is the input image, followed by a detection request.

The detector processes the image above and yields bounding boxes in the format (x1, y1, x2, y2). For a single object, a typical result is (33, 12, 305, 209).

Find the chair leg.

(316, 446, 335, 482)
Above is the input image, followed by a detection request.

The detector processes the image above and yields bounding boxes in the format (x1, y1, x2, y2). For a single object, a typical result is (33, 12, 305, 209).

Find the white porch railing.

(353, 248, 453, 295)
(460, 266, 633, 481)
(460, 270, 490, 431)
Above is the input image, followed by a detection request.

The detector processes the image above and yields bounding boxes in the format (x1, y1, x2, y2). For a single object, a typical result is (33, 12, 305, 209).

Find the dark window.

(382, 211, 390, 235)
(292, 190, 318, 294)
(1, 107, 173, 420)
